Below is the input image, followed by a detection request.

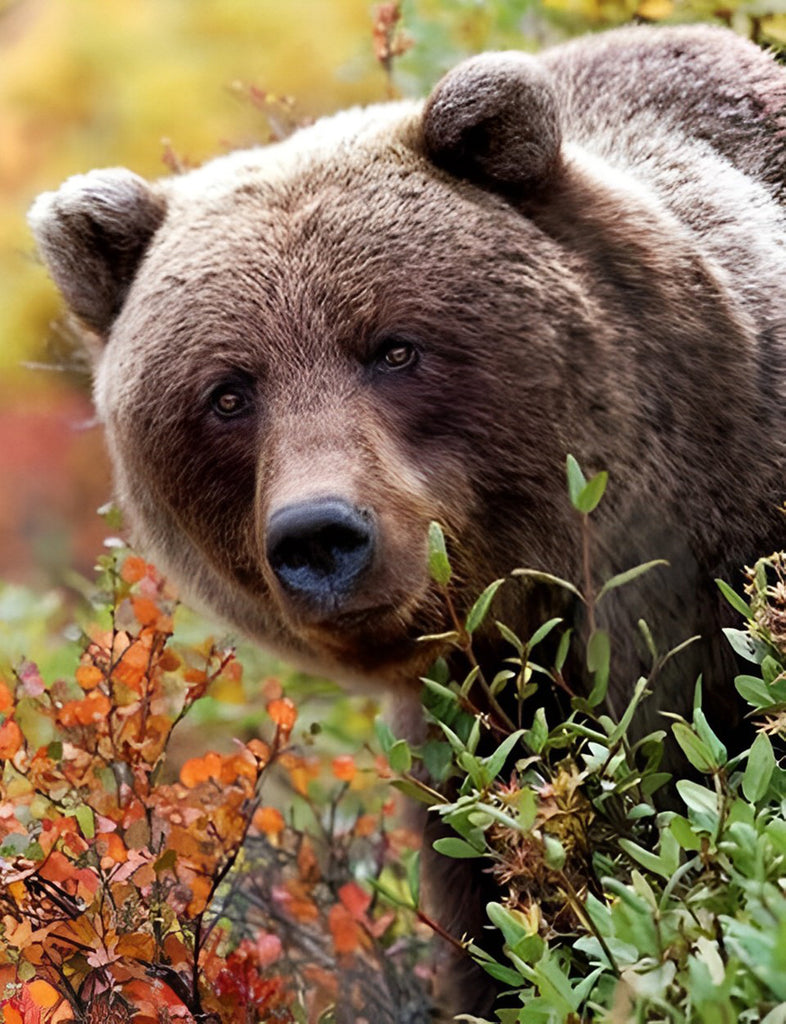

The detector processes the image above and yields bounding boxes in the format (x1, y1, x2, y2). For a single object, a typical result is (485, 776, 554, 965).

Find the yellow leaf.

(636, 0, 673, 19)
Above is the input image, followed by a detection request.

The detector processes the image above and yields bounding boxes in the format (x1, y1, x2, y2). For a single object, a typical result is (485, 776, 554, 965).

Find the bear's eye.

(210, 384, 251, 419)
(375, 339, 419, 372)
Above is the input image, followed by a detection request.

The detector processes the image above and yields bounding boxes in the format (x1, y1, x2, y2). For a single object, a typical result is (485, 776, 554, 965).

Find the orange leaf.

(120, 555, 148, 584)
(261, 676, 283, 701)
(0, 679, 12, 713)
(180, 751, 223, 787)
(112, 640, 154, 693)
(26, 980, 59, 1009)
(0, 718, 23, 759)
(186, 873, 213, 917)
(266, 697, 297, 734)
(331, 755, 356, 783)
(158, 650, 181, 672)
(275, 880, 319, 923)
(328, 903, 363, 955)
(75, 664, 104, 691)
(253, 806, 284, 836)
(61, 695, 107, 727)
(246, 739, 270, 765)
(97, 831, 128, 865)
(338, 880, 371, 921)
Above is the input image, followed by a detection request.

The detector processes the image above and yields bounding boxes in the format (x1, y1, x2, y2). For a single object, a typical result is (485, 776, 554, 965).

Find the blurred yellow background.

(0, 0, 387, 585)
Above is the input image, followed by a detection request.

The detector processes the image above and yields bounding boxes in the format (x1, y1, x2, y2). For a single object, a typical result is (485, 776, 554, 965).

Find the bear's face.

(81, 94, 579, 687)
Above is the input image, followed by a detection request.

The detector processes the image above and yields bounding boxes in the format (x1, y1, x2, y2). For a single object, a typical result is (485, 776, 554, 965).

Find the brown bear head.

(29, 46, 761, 697)
(28, 54, 594, 693)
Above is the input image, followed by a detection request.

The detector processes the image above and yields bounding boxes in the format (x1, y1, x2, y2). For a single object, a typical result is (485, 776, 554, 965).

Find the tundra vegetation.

(1, 462, 785, 1023)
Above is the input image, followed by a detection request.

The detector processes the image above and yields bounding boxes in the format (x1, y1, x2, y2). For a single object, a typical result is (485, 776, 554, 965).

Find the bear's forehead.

(164, 101, 422, 209)
(128, 113, 529, 318)
(149, 99, 525, 270)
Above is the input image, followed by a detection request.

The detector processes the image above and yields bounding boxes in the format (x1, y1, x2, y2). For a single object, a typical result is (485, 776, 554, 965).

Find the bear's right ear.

(28, 168, 167, 337)
(421, 52, 562, 195)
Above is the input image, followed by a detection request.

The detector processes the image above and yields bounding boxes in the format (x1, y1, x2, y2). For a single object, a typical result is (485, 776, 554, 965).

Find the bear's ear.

(421, 52, 562, 194)
(28, 168, 167, 337)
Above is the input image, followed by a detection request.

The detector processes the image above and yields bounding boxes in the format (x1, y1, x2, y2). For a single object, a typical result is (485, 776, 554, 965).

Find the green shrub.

(375, 458, 786, 1023)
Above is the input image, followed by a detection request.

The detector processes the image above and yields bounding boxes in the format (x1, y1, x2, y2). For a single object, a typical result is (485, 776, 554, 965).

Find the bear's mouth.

(308, 601, 408, 640)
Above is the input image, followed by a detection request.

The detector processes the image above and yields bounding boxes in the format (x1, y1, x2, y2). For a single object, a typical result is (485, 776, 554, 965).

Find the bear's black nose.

(266, 498, 375, 611)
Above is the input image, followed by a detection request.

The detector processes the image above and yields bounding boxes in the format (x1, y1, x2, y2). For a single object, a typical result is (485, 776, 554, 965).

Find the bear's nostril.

(266, 499, 375, 610)
(273, 523, 368, 575)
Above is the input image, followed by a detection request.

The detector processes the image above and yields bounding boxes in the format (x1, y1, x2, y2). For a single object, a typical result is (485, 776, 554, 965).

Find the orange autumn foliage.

(331, 753, 357, 783)
(0, 551, 295, 1022)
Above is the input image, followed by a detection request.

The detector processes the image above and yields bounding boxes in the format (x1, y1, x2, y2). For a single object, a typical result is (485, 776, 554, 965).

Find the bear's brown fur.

(29, 25, 786, 1018)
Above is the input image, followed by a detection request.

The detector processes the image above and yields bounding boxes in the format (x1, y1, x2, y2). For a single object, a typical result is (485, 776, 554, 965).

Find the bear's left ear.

(421, 52, 562, 194)
(28, 168, 167, 338)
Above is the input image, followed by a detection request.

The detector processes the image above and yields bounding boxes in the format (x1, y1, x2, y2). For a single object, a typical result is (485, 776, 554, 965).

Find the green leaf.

(762, 655, 783, 685)
(496, 620, 524, 655)
(574, 470, 608, 514)
(640, 771, 671, 797)
(458, 664, 481, 697)
(742, 731, 775, 802)
(618, 837, 670, 879)
(555, 627, 573, 672)
(669, 814, 702, 851)
(566, 454, 587, 506)
(517, 787, 538, 830)
(433, 836, 484, 859)
(542, 835, 566, 870)
(388, 739, 412, 774)
(626, 803, 655, 821)
(586, 629, 610, 706)
(405, 850, 420, 907)
(672, 721, 719, 773)
(676, 779, 719, 817)
(465, 578, 505, 635)
(715, 578, 754, 621)
(466, 715, 481, 755)
(606, 676, 649, 746)
(512, 568, 584, 601)
(523, 706, 548, 754)
(638, 618, 658, 662)
(421, 677, 459, 704)
(486, 902, 534, 948)
(482, 729, 525, 781)
(735, 673, 776, 708)
(374, 717, 396, 755)
(490, 668, 516, 696)
(527, 617, 564, 651)
(723, 627, 768, 664)
(596, 560, 668, 602)
(421, 740, 453, 783)
(693, 707, 727, 766)
(75, 804, 95, 840)
(427, 521, 451, 586)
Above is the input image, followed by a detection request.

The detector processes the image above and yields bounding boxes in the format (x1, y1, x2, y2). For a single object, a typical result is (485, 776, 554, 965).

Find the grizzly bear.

(29, 24, 786, 1018)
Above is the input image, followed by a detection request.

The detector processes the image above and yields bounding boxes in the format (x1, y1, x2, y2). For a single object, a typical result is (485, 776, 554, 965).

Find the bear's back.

(545, 25, 786, 192)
